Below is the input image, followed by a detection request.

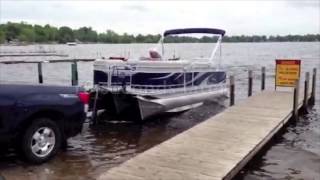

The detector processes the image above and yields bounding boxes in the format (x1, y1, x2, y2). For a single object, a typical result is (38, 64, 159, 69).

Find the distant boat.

(66, 42, 77, 46)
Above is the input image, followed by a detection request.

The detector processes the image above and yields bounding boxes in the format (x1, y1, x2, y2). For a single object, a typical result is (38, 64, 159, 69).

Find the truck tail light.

(78, 92, 90, 104)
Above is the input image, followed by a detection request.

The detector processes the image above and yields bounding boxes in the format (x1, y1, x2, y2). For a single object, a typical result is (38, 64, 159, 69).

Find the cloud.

(286, 0, 320, 8)
(122, 4, 148, 12)
(0, 0, 319, 35)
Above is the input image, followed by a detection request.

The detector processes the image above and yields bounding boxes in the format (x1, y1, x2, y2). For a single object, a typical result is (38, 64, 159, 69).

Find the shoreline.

(0, 41, 319, 46)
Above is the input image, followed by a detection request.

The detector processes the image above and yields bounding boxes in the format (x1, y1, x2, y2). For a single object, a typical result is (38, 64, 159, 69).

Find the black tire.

(20, 118, 62, 164)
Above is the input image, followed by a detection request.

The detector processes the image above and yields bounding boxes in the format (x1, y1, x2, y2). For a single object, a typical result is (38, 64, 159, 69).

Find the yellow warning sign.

(275, 59, 301, 87)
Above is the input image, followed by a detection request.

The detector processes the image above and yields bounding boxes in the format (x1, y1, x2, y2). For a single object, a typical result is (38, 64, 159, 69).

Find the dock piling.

(309, 68, 317, 105)
(293, 79, 300, 120)
(71, 61, 78, 86)
(37, 62, 43, 84)
(303, 72, 310, 109)
(261, 67, 265, 90)
(229, 75, 235, 106)
(248, 70, 253, 97)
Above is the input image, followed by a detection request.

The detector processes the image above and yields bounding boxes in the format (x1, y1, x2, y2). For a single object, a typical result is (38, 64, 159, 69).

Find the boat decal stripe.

(94, 70, 226, 87)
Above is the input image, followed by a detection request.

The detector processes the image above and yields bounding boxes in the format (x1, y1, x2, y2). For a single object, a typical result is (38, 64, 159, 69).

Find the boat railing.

(107, 64, 226, 96)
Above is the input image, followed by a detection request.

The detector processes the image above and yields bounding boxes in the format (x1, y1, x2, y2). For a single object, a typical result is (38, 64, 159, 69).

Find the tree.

(18, 28, 34, 42)
(98, 30, 120, 43)
(58, 26, 74, 43)
(0, 24, 6, 43)
(119, 33, 135, 43)
(0, 22, 319, 44)
(5, 22, 21, 41)
(98, 33, 107, 43)
(44, 24, 58, 42)
(33, 25, 47, 42)
(135, 34, 144, 43)
(0, 30, 5, 43)
(74, 27, 98, 42)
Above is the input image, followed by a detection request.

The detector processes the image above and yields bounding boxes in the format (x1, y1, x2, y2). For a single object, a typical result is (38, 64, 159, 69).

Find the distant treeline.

(0, 22, 319, 44)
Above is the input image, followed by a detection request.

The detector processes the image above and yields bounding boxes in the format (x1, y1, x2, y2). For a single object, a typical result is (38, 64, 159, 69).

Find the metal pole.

(293, 79, 300, 121)
(309, 68, 317, 105)
(71, 61, 78, 86)
(261, 67, 265, 91)
(37, 62, 43, 84)
(303, 72, 310, 109)
(160, 36, 165, 58)
(108, 66, 112, 88)
(184, 69, 186, 92)
(248, 70, 253, 97)
(192, 72, 194, 88)
(230, 76, 235, 106)
(219, 38, 222, 69)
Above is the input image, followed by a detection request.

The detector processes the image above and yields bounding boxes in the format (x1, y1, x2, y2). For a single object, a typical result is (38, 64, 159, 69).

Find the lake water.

(0, 42, 319, 180)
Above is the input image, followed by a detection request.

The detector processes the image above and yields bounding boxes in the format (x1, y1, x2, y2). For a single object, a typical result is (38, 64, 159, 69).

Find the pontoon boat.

(92, 28, 227, 121)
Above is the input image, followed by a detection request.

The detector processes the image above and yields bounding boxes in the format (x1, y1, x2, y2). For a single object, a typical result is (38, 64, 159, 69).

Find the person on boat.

(149, 48, 161, 60)
(140, 48, 162, 61)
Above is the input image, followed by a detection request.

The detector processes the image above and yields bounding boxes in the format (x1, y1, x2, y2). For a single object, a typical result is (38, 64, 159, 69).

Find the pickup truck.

(0, 84, 89, 163)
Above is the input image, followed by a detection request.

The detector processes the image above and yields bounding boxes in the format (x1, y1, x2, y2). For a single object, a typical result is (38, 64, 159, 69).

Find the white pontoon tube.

(136, 88, 226, 120)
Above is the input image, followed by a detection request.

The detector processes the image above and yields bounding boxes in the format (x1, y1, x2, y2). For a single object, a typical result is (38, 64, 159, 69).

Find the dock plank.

(98, 91, 307, 180)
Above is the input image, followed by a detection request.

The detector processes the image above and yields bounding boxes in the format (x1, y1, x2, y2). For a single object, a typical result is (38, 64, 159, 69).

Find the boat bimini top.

(163, 28, 226, 37)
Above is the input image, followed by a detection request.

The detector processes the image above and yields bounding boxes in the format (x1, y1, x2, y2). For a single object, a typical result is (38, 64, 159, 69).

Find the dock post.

(230, 76, 235, 106)
(293, 79, 300, 121)
(303, 72, 310, 109)
(248, 70, 253, 97)
(261, 67, 265, 91)
(309, 68, 317, 105)
(71, 61, 78, 86)
(37, 62, 43, 84)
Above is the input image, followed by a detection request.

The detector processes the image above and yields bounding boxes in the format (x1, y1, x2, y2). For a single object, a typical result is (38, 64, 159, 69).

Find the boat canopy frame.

(158, 28, 225, 65)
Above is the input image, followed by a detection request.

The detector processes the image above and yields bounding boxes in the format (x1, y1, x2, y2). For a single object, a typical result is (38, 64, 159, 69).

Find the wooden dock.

(0, 58, 95, 64)
(98, 90, 309, 180)
(0, 53, 68, 57)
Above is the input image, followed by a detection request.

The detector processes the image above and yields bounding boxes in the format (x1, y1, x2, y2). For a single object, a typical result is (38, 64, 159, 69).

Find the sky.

(0, 0, 319, 36)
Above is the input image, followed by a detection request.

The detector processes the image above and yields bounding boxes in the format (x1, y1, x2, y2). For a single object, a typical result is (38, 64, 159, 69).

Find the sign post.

(275, 59, 301, 89)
